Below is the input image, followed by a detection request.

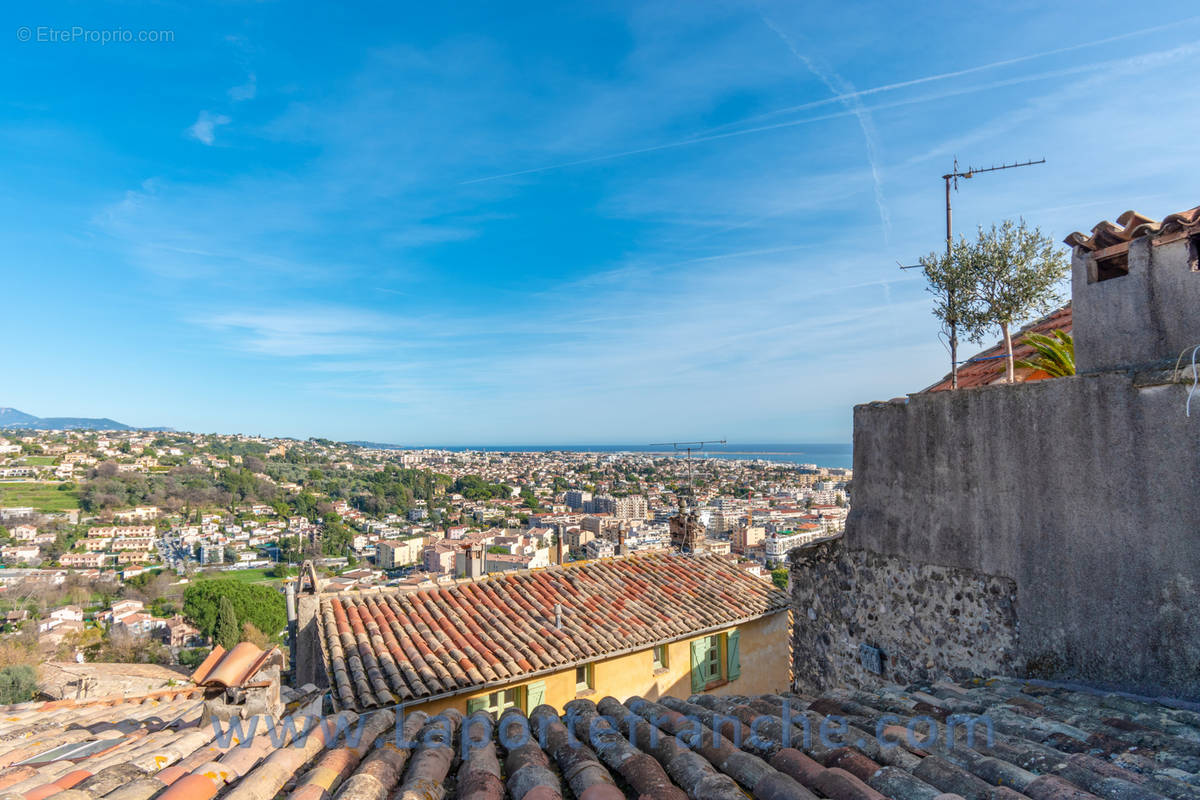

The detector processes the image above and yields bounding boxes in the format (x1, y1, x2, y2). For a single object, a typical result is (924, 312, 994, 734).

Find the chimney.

(555, 526, 564, 565)
(617, 526, 625, 557)
(464, 544, 483, 579)
(1065, 205, 1200, 372)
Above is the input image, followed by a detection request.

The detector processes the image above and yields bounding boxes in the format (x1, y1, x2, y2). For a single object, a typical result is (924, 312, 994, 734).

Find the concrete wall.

(1073, 235, 1200, 372)
(411, 610, 792, 717)
(843, 369, 1200, 697)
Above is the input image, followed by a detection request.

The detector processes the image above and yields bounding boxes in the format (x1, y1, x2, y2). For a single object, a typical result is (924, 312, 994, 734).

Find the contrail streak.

(759, 14, 890, 241)
(701, 15, 1199, 133)
(460, 42, 1198, 186)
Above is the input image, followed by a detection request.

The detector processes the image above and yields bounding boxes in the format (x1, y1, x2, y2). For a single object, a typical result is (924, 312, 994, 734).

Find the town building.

(762, 523, 824, 563)
(297, 551, 789, 716)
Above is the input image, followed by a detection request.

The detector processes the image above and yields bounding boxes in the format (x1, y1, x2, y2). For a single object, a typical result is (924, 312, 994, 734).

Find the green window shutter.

(526, 681, 546, 712)
(726, 630, 741, 681)
(466, 697, 487, 714)
(690, 638, 706, 693)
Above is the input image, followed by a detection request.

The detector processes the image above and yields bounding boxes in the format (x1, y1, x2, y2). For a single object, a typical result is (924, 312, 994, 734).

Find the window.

(1090, 250, 1129, 283)
(652, 644, 668, 670)
(689, 630, 741, 692)
(466, 686, 523, 716)
(525, 680, 546, 712)
(575, 664, 593, 693)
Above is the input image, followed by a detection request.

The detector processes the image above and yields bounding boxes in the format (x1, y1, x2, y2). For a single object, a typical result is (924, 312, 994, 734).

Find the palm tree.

(1015, 330, 1075, 378)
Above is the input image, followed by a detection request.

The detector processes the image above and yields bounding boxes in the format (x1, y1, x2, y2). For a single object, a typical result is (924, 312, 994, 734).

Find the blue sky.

(3, 1, 1198, 444)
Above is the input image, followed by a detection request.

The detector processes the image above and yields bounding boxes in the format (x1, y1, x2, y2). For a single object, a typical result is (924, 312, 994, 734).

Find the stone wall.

(829, 368, 1200, 698)
(790, 537, 1017, 692)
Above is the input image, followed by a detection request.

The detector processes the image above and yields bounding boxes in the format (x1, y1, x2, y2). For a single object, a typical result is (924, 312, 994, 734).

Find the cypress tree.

(215, 595, 239, 650)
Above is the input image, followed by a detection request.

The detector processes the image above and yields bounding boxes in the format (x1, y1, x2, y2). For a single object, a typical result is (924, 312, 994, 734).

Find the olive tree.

(961, 220, 1069, 383)
(919, 238, 977, 389)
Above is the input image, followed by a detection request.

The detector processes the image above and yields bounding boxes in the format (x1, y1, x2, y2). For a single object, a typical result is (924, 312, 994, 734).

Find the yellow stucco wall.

(409, 609, 791, 717)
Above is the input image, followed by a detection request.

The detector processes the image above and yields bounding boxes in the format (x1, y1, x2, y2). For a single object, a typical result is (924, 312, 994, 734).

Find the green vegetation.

(22, 456, 57, 466)
(0, 483, 79, 512)
(959, 220, 1069, 382)
(178, 647, 211, 668)
(196, 567, 281, 584)
(1015, 330, 1075, 378)
(0, 665, 36, 704)
(215, 596, 239, 650)
(920, 219, 1069, 386)
(183, 579, 287, 641)
(770, 568, 789, 590)
(80, 464, 278, 513)
(452, 474, 511, 501)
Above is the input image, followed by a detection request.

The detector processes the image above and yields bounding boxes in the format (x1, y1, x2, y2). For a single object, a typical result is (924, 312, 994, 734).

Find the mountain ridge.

(0, 407, 172, 432)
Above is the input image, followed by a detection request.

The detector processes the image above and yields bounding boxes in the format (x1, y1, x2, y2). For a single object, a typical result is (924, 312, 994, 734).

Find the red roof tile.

(1063, 205, 1200, 252)
(191, 642, 282, 688)
(921, 304, 1072, 393)
(318, 552, 787, 709)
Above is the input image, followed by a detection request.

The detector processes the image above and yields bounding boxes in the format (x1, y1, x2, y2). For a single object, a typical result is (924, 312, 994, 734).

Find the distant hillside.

(0, 407, 171, 432)
(346, 440, 405, 450)
(0, 408, 40, 427)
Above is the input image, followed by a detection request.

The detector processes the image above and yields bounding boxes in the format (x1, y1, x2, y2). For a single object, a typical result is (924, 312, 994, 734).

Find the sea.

(352, 442, 853, 470)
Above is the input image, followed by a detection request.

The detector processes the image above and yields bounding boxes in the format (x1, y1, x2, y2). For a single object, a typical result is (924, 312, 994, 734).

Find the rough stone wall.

(790, 537, 1017, 692)
(842, 369, 1200, 698)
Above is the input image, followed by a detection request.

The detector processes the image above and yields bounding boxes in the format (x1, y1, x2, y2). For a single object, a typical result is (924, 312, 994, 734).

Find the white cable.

(1177, 344, 1200, 418)
(1188, 345, 1200, 418)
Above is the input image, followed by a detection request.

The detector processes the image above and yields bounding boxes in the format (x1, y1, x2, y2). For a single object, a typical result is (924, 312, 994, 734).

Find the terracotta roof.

(319, 551, 787, 709)
(0, 676, 1194, 800)
(1063, 205, 1200, 252)
(922, 304, 1072, 393)
(190, 642, 282, 688)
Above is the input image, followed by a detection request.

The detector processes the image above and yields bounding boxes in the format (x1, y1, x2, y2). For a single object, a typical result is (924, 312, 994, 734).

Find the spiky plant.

(1014, 330, 1075, 378)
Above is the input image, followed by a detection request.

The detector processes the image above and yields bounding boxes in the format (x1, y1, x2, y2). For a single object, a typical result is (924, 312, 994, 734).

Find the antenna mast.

(648, 440, 726, 508)
(940, 157, 1045, 389)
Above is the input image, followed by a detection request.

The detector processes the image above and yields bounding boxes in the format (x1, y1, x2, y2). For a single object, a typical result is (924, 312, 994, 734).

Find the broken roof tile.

(1063, 205, 1200, 252)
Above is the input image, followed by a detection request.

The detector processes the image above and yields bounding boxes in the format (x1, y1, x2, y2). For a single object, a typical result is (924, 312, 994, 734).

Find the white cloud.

(187, 111, 231, 145)
(229, 74, 257, 102)
(202, 307, 402, 357)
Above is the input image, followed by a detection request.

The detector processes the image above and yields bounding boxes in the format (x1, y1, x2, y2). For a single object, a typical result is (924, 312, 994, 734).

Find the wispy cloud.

(759, 15, 890, 242)
(201, 307, 401, 357)
(187, 111, 230, 145)
(705, 16, 1200, 133)
(59, 0, 1200, 441)
(229, 73, 257, 102)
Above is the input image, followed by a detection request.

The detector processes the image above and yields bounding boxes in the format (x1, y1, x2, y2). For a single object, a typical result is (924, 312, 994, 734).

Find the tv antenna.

(902, 157, 1046, 388)
(648, 440, 726, 507)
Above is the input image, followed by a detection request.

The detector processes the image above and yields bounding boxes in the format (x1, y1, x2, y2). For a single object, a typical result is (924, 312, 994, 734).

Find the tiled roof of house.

(319, 552, 788, 710)
(1063, 205, 1200, 252)
(922, 305, 1072, 393)
(0, 676, 1196, 800)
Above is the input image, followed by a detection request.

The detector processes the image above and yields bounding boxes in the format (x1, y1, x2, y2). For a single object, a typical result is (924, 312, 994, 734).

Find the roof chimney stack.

(1065, 205, 1200, 371)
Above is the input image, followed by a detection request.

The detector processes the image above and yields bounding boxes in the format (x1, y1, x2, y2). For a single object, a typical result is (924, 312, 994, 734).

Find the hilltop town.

(0, 428, 848, 667)
(0, 204, 1193, 800)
